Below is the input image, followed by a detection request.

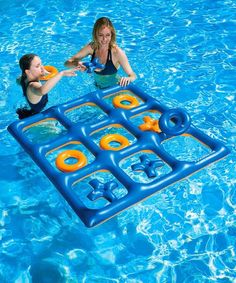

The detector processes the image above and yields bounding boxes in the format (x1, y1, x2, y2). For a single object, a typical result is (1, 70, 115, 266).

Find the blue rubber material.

(159, 108, 191, 136)
(8, 84, 230, 227)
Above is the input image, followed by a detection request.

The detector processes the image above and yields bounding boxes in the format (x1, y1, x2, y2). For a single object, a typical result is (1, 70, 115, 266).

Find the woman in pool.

(17, 53, 78, 119)
(64, 17, 136, 88)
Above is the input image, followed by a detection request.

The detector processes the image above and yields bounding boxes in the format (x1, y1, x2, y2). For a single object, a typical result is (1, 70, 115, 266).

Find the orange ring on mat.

(40, 65, 58, 80)
(113, 94, 139, 109)
(100, 134, 130, 151)
(55, 149, 87, 172)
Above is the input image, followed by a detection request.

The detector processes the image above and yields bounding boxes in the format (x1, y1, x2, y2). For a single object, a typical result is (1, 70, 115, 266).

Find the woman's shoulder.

(112, 44, 119, 51)
(112, 45, 125, 57)
(88, 42, 96, 50)
(78, 42, 94, 54)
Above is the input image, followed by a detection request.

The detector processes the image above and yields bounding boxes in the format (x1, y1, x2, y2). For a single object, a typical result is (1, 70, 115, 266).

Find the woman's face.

(97, 26, 112, 47)
(28, 56, 44, 78)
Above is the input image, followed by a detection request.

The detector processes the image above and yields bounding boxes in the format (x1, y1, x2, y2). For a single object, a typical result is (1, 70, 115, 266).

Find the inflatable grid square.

(8, 85, 230, 227)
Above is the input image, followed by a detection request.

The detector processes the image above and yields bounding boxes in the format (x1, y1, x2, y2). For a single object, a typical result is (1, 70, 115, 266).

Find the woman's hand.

(64, 58, 86, 72)
(77, 61, 87, 72)
(119, 76, 132, 87)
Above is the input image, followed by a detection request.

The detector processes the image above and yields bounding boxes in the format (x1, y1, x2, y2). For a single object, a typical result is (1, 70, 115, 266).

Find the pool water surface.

(0, 0, 235, 282)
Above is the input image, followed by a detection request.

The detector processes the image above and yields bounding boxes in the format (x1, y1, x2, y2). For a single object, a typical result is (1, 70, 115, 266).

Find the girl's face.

(97, 26, 112, 47)
(27, 56, 44, 79)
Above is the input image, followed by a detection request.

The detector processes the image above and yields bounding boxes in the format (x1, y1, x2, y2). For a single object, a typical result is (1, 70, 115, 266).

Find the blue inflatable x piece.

(83, 58, 105, 73)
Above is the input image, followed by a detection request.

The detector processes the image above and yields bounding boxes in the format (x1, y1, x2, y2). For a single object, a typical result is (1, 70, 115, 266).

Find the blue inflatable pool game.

(8, 84, 230, 227)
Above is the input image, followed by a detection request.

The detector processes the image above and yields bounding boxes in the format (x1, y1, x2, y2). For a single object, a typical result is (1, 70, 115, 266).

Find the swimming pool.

(1, 0, 235, 282)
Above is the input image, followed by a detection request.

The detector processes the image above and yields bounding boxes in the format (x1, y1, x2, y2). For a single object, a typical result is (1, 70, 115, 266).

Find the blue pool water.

(0, 0, 236, 282)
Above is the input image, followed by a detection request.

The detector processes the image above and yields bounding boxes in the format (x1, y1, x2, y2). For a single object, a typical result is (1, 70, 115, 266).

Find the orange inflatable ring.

(100, 134, 130, 151)
(40, 65, 58, 80)
(55, 149, 87, 173)
(113, 94, 139, 109)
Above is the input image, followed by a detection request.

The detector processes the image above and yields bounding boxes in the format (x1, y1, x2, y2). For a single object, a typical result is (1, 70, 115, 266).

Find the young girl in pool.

(17, 53, 78, 119)
(64, 17, 136, 88)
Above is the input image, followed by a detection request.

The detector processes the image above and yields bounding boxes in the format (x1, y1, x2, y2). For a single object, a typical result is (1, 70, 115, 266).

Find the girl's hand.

(43, 68, 50, 75)
(61, 67, 80, 77)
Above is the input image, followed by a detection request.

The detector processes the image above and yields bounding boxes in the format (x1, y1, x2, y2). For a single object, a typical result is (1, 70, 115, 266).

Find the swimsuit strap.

(91, 49, 95, 61)
(26, 80, 39, 87)
(108, 49, 112, 61)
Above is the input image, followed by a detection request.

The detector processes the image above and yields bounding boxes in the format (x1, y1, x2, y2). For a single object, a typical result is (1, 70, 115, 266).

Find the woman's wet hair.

(92, 17, 116, 49)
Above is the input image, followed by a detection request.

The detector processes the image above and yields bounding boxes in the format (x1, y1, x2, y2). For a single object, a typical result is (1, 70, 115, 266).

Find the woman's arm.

(64, 44, 93, 67)
(115, 47, 137, 86)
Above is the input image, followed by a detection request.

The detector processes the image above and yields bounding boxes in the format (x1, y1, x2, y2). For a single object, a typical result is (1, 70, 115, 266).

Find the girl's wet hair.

(19, 53, 37, 73)
(19, 53, 37, 96)
(92, 17, 116, 49)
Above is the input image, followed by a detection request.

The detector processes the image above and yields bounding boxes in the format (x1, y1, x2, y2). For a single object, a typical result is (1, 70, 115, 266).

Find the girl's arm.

(29, 68, 78, 96)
